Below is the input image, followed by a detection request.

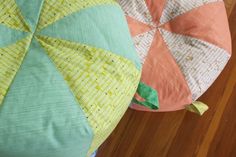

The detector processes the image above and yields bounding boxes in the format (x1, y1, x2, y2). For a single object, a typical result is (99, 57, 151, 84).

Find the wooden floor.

(96, 1, 236, 157)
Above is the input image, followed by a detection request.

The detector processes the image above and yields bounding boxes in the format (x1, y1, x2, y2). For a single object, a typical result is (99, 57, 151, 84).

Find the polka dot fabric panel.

(118, 0, 231, 111)
(0, 0, 141, 157)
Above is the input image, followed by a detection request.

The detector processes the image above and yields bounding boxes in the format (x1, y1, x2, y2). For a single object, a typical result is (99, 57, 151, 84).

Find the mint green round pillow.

(0, 1, 145, 156)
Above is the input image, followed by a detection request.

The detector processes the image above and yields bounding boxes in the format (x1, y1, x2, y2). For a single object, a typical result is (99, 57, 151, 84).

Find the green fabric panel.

(0, 24, 28, 47)
(38, 4, 141, 70)
(15, 0, 44, 31)
(0, 38, 93, 157)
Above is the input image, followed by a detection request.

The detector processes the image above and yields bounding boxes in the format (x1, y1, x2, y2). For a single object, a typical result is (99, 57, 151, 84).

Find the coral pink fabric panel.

(118, 0, 231, 111)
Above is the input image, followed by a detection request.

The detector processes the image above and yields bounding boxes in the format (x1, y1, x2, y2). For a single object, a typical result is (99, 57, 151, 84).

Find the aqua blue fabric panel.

(0, 38, 93, 157)
(38, 4, 141, 70)
(0, 24, 28, 47)
(15, 0, 44, 31)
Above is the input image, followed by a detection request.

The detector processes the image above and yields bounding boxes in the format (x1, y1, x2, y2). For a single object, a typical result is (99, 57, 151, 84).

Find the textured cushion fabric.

(118, 0, 232, 111)
(0, 0, 142, 157)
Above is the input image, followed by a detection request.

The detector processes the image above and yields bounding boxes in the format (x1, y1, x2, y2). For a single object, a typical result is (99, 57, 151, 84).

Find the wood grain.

(96, 1, 236, 157)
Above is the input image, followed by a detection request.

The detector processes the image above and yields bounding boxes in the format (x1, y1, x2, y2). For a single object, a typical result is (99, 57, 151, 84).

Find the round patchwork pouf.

(118, 0, 231, 112)
(0, 1, 143, 156)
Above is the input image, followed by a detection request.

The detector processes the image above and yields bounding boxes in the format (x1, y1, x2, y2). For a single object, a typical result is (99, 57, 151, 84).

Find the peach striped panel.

(145, 0, 166, 24)
(133, 29, 156, 64)
(159, 0, 221, 24)
(118, 0, 155, 26)
(126, 16, 154, 36)
(159, 28, 230, 100)
(133, 31, 192, 111)
(161, 1, 232, 54)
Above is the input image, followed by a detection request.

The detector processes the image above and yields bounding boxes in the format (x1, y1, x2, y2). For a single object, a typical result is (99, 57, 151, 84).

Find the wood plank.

(196, 4, 236, 157)
(207, 84, 236, 157)
(224, 0, 236, 16)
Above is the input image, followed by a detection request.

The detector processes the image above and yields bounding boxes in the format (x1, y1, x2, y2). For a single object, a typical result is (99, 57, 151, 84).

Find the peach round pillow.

(118, 0, 231, 112)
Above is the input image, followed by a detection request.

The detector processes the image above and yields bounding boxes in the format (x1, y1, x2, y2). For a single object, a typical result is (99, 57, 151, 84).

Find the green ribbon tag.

(132, 82, 159, 110)
(185, 101, 209, 116)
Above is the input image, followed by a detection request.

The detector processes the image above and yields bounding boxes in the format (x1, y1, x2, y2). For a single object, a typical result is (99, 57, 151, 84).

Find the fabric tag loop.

(132, 82, 159, 110)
